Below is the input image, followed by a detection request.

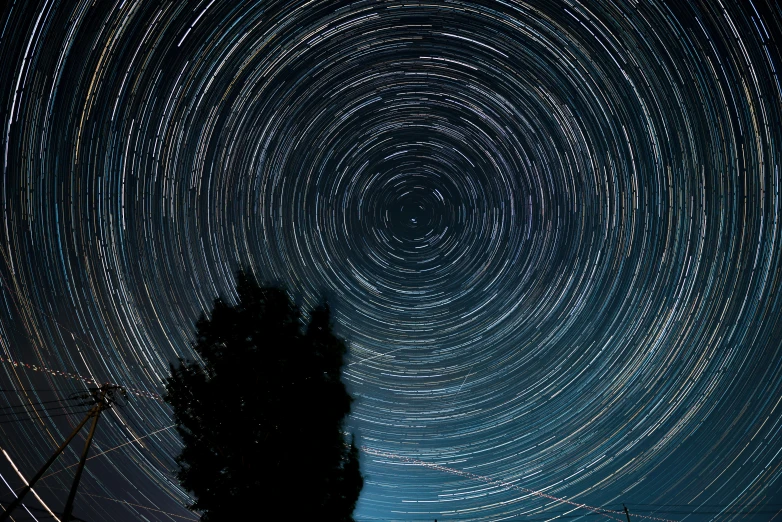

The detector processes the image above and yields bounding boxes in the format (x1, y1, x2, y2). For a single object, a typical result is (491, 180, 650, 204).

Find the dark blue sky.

(1, 0, 781, 520)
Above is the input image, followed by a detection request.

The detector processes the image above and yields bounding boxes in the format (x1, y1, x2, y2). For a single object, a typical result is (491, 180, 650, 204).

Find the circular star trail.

(1, 1, 781, 520)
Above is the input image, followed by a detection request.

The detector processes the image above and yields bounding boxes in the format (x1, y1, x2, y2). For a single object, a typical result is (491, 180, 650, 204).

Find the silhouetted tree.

(165, 269, 363, 521)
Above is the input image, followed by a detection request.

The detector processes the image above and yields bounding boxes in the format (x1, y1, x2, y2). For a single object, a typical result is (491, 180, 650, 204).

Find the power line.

(0, 355, 163, 401)
(0, 504, 89, 522)
(0, 404, 83, 417)
(0, 409, 93, 425)
(0, 398, 82, 411)
(0, 278, 162, 401)
(0, 388, 62, 393)
(0, 398, 87, 417)
(632, 503, 782, 507)
(2, 486, 198, 521)
(632, 510, 781, 515)
(0, 394, 91, 418)
(0, 385, 125, 522)
(40, 425, 176, 481)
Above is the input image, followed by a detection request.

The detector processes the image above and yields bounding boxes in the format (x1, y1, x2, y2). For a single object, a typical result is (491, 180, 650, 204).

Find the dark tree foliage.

(165, 270, 363, 521)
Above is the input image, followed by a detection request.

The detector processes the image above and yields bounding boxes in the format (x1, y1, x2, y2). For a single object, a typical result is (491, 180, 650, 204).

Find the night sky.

(1, 0, 781, 521)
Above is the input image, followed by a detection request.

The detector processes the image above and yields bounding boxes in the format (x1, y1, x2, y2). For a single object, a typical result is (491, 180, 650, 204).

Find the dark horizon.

(1, 0, 781, 521)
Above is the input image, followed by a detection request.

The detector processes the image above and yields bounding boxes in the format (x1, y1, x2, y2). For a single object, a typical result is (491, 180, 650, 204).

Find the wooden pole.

(61, 386, 109, 521)
(0, 409, 95, 521)
(61, 407, 102, 520)
(0, 384, 122, 522)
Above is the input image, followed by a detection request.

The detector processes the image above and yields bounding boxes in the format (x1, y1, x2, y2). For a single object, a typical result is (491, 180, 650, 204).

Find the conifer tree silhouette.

(165, 269, 362, 521)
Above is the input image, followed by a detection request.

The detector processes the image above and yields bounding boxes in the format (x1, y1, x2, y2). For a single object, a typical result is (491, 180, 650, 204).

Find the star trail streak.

(1, 1, 781, 520)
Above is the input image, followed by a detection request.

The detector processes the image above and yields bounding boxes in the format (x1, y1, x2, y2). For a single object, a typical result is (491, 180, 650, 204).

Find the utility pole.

(624, 504, 632, 522)
(0, 384, 125, 522)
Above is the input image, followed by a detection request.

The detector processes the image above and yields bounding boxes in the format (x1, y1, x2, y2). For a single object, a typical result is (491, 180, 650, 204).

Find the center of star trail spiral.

(1, 0, 781, 521)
